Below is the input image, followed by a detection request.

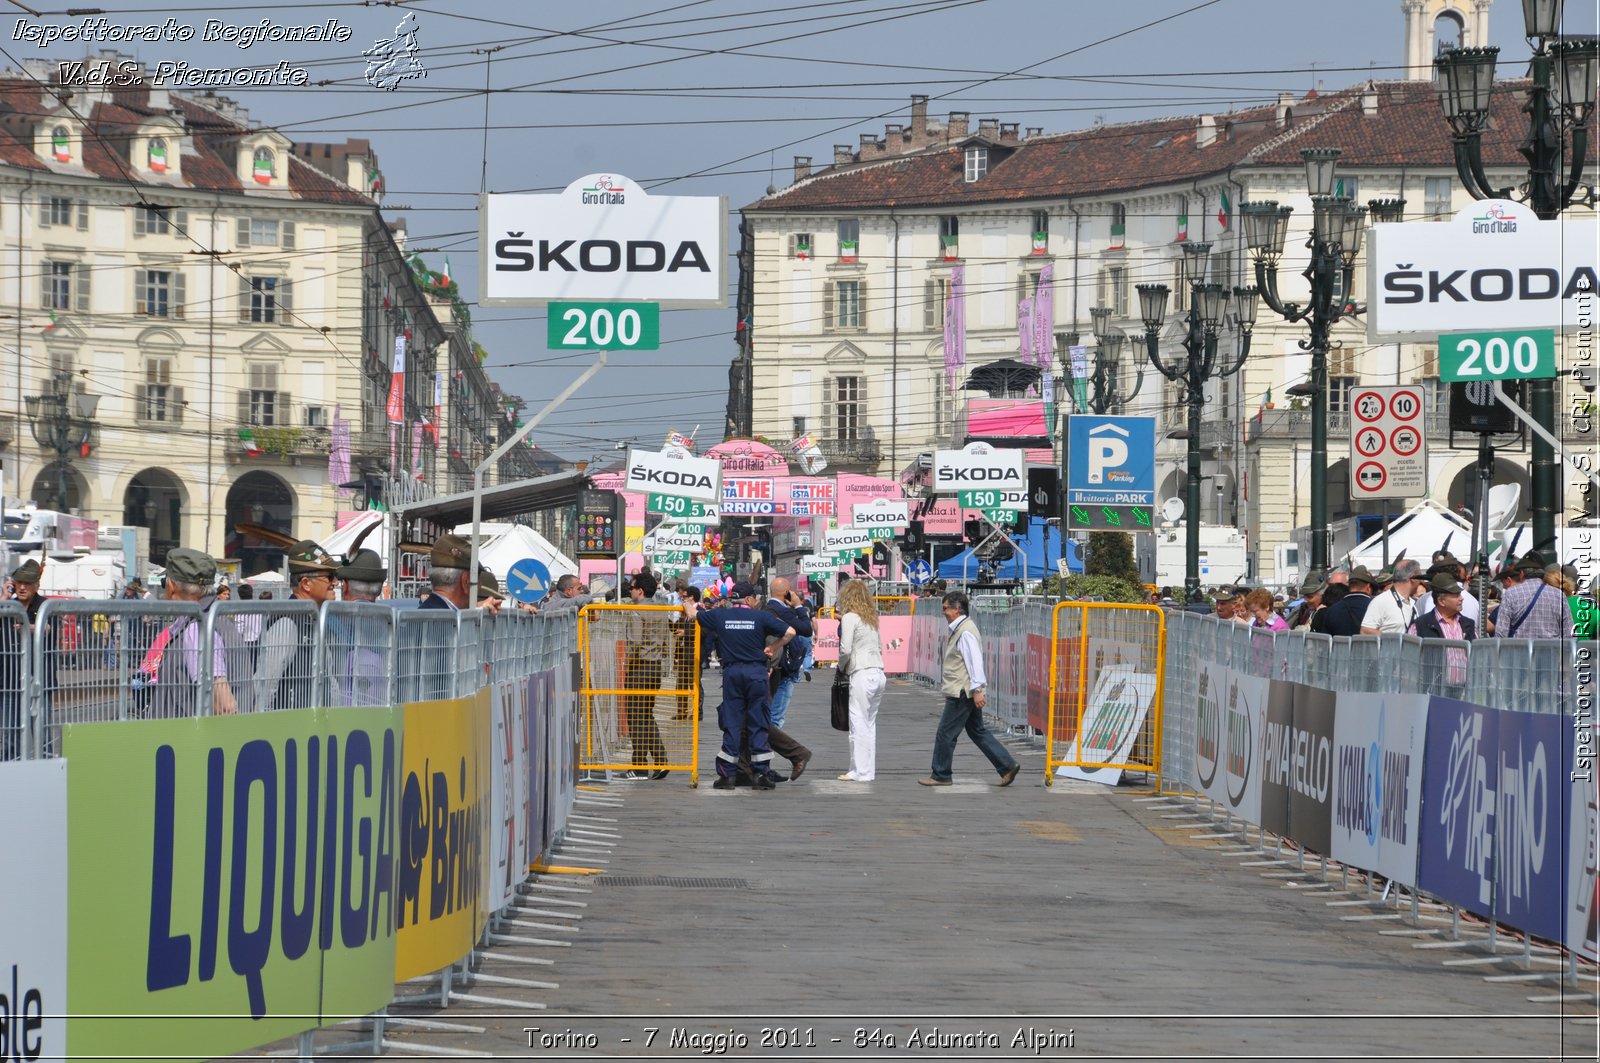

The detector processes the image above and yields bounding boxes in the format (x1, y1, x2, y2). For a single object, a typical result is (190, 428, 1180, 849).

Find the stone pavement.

(380, 674, 1597, 1060)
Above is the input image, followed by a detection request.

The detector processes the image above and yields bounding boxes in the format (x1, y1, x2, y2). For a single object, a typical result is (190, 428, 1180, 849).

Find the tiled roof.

(0, 75, 374, 206)
(749, 78, 1592, 212)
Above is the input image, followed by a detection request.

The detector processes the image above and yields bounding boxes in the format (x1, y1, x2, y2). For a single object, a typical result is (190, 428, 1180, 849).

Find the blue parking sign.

(1067, 415, 1156, 508)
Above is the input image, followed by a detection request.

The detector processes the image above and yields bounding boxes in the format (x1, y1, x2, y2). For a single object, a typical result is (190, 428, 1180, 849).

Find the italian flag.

(43, 309, 57, 332)
(253, 153, 273, 184)
(435, 257, 452, 287)
(1217, 191, 1232, 230)
(370, 170, 383, 194)
(794, 238, 810, 260)
(839, 239, 858, 263)
(1176, 211, 1188, 242)
(149, 140, 167, 173)
(1031, 231, 1047, 254)
(240, 428, 263, 457)
(52, 129, 69, 162)
(941, 234, 959, 260)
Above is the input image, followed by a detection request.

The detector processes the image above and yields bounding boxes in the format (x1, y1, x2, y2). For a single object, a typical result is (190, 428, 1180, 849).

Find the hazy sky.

(5, 0, 1592, 462)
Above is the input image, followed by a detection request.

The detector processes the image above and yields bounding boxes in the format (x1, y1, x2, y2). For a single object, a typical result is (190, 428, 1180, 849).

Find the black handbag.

(830, 669, 850, 731)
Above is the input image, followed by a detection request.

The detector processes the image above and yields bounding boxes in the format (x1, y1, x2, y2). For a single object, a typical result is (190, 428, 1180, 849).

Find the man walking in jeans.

(919, 591, 1020, 787)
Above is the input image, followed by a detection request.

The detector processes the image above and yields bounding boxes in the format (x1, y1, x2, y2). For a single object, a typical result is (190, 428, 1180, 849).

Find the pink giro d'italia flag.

(386, 335, 407, 424)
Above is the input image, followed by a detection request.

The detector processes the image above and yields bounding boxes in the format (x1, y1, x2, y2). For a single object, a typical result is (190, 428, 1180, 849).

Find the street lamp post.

(24, 372, 99, 513)
(1435, 0, 1599, 557)
(1086, 305, 1145, 415)
(1240, 152, 1394, 575)
(1135, 242, 1258, 602)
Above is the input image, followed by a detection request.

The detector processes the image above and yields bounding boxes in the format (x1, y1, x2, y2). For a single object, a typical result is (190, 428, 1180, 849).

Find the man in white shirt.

(919, 591, 1021, 787)
(1362, 559, 1424, 635)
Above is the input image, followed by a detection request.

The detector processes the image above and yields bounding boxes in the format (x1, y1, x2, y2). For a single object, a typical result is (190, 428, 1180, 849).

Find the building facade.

(0, 58, 557, 574)
(737, 27, 1594, 582)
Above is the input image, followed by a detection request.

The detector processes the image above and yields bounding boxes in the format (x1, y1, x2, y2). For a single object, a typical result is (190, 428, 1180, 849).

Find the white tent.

(1344, 499, 1473, 570)
(471, 522, 578, 589)
(322, 510, 387, 561)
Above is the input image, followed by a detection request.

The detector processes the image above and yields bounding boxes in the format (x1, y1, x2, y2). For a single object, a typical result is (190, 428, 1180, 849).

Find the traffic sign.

(1348, 383, 1426, 500)
(905, 558, 932, 586)
(647, 493, 713, 518)
(1066, 416, 1156, 529)
(547, 302, 660, 350)
(505, 558, 552, 604)
(1439, 329, 1556, 382)
(981, 509, 1020, 525)
(957, 488, 1027, 510)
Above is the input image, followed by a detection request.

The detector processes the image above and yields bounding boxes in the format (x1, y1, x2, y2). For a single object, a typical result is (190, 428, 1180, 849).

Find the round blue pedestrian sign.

(506, 557, 553, 603)
(906, 558, 933, 586)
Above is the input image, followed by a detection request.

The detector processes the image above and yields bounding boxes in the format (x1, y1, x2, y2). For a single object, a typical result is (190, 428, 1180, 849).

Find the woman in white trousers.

(836, 580, 885, 781)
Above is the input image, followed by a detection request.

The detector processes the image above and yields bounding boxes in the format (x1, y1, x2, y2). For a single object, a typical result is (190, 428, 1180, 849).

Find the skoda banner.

(624, 447, 722, 504)
(482, 175, 726, 308)
(932, 442, 1025, 496)
(1366, 199, 1599, 340)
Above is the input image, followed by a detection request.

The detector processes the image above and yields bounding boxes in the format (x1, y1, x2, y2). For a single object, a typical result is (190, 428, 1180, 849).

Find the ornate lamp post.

(1239, 150, 1396, 575)
(25, 372, 99, 512)
(1086, 305, 1145, 415)
(1135, 241, 1258, 602)
(1435, 0, 1598, 556)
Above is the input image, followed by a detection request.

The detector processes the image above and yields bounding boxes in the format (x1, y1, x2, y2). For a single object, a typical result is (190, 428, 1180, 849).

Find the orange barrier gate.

(577, 603, 702, 785)
(1044, 602, 1166, 789)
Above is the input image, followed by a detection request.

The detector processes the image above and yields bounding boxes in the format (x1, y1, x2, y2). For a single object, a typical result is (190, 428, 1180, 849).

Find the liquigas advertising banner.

(1366, 200, 1600, 341)
(62, 708, 403, 1061)
(482, 176, 726, 307)
(931, 442, 1025, 496)
(624, 447, 722, 503)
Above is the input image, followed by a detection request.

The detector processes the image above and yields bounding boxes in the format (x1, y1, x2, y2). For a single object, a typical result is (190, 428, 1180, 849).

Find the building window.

(939, 215, 959, 259)
(137, 270, 183, 317)
(240, 276, 291, 323)
(252, 146, 276, 184)
(148, 137, 168, 173)
(1030, 210, 1049, 254)
(1109, 203, 1127, 248)
(1328, 376, 1356, 425)
(244, 363, 283, 425)
(924, 276, 948, 331)
(792, 416, 807, 437)
(139, 358, 181, 423)
(41, 261, 88, 311)
(237, 217, 294, 248)
(789, 232, 813, 260)
(305, 405, 328, 428)
(1425, 176, 1452, 219)
(1418, 346, 1450, 420)
(1099, 266, 1127, 317)
(837, 218, 859, 262)
(964, 146, 988, 182)
(825, 279, 864, 329)
(134, 205, 187, 236)
(1333, 175, 1358, 202)
(40, 196, 86, 229)
(834, 376, 861, 440)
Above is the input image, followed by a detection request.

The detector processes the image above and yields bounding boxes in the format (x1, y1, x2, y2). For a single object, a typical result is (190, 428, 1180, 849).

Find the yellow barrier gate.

(578, 603, 702, 785)
(1044, 602, 1166, 789)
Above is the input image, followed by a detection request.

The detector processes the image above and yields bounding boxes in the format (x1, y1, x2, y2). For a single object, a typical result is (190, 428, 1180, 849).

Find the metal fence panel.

(1046, 602, 1165, 784)
(396, 611, 462, 704)
(0, 601, 30, 760)
(320, 602, 398, 708)
(205, 600, 319, 714)
(34, 599, 204, 756)
(577, 604, 700, 777)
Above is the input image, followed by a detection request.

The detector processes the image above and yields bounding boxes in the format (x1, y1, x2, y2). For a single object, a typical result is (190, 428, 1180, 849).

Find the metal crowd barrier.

(576, 603, 701, 782)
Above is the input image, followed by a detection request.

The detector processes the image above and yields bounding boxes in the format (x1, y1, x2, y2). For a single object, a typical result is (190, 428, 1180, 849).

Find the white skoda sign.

(1366, 200, 1599, 341)
(932, 442, 1025, 494)
(624, 447, 722, 503)
(821, 525, 872, 556)
(482, 175, 727, 307)
(801, 554, 838, 576)
(851, 497, 909, 529)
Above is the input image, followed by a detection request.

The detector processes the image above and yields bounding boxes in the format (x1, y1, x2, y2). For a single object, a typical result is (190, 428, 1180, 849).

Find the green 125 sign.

(1439, 329, 1555, 382)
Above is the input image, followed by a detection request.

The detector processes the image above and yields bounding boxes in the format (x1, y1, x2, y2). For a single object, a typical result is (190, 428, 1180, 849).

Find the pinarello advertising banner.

(1494, 709, 1569, 944)
(1286, 683, 1338, 856)
(1259, 679, 1296, 838)
(1418, 697, 1499, 920)
(1329, 693, 1429, 889)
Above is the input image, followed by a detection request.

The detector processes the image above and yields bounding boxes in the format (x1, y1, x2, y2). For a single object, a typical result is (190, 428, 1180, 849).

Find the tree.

(1086, 531, 1140, 585)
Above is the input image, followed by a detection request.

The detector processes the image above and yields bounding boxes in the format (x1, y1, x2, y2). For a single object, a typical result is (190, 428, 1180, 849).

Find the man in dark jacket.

(1410, 572, 1477, 641)
(1317, 565, 1376, 636)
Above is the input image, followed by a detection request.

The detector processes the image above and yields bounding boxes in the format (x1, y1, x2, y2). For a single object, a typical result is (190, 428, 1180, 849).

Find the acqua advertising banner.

(1328, 693, 1429, 889)
(395, 691, 489, 982)
(0, 760, 66, 1061)
(1286, 683, 1338, 856)
(1417, 697, 1499, 921)
(1494, 709, 1569, 944)
(63, 708, 403, 1061)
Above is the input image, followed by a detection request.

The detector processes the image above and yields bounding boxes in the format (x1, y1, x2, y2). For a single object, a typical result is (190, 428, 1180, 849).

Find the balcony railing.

(1198, 419, 1236, 450)
(818, 435, 882, 465)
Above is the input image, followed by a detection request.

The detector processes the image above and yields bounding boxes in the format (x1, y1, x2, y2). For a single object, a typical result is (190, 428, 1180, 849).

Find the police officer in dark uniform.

(682, 581, 794, 790)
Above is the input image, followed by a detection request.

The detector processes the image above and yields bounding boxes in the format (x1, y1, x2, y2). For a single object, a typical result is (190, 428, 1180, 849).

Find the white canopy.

(469, 522, 578, 586)
(322, 510, 387, 561)
(1344, 499, 1473, 570)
